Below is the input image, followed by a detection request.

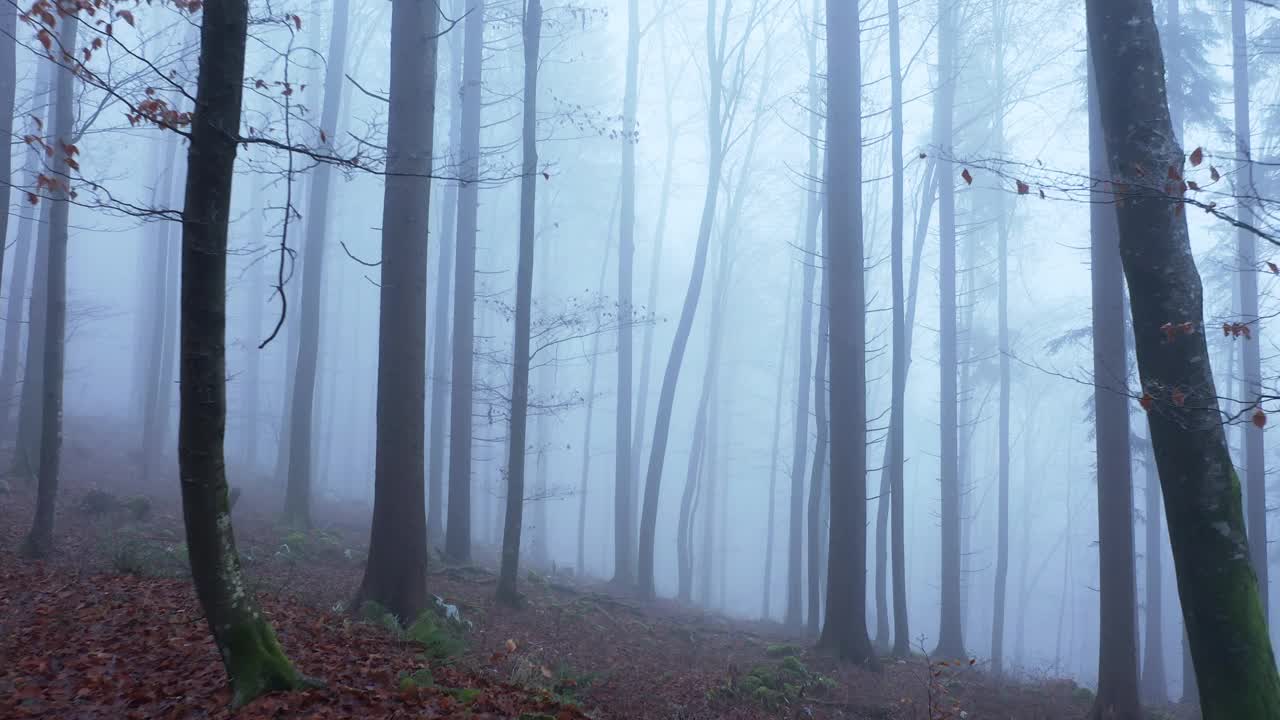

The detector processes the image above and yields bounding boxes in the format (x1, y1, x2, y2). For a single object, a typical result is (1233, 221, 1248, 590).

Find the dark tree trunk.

(283, 0, 350, 528)
(352, 0, 439, 622)
(1087, 1, 1280, 715)
(0, 0, 16, 326)
(496, 0, 541, 606)
(178, 0, 308, 704)
(934, 0, 965, 661)
(14, 158, 51, 477)
(817, 0, 871, 664)
(445, 0, 485, 563)
(21, 10, 77, 559)
(1087, 51, 1141, 720)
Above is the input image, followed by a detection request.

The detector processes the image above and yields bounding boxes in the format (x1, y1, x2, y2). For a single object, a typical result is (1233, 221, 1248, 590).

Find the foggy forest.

(4, 0, 1280, 717)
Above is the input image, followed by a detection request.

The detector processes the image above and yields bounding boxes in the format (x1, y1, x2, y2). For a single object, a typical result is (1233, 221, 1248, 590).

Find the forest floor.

(0, 428, 1186, 719)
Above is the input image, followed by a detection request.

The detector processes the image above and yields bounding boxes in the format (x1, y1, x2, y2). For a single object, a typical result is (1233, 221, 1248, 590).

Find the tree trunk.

(762, 266, 795, 619)
(1087, 1, 1280, 715)
(611, 0, 639, 586)
(497, 0, 541, 604)
(990, 0, 1011, 677)
(1087, 52, 1141, 720)
(788, 0, 821, 629)
(14, 153, 52, 476)
(428, 0, 463, 546)
(352, 0, 438, 623)
(806, 296, 828, 638)
(282, 0, 349, 527)
(1140, 440, 1168, 703)
(637, 0, 732, 599)
(445, 0, 485, 563)
(178, 0, 308, 704)
(0, 0, 17, 329)
(817, 0, 871, 664)
(21, 10, 77, 559)
(243, 201, 267, 472)
(934, 0, 965, 661)
(1231, 0, 1268, 624)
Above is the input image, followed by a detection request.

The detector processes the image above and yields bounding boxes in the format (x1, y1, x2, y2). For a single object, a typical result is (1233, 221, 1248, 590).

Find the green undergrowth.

(359, 600, 469, 662)
(509, 655, 602, 708)
(713, 655, 835, 710)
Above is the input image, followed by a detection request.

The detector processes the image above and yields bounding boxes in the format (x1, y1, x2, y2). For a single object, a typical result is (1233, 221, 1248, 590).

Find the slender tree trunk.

(1141, 440, 1168, 703)
(1231, 0, 1268, 624)
(243, 203, 266, 473)
(990, 0, 1011, 677)
(0, 0, 17, 320)
(788, 0, 821, 629)
(21, 10, 77, 559)
(283, 0, 349, 527)
(763, 266, 795, 619)
(352, 0, 438, 622)
(0, 168, 35, 435)
(178, 0, 309, 704)
(934, 0, 965, 661)
(141, 139, 179, 487)
(806, 296, 828, 638)
(1087, 52, 1141, 720)
(428, 0, 463, 545)
(1088, 2, 1280, 715)
(496, 0, 541, 605)
(14, 155, 52, 475)
(611, 0, 639, 585)
(637, 0, 733, 599)
(445, 0, 485, 563)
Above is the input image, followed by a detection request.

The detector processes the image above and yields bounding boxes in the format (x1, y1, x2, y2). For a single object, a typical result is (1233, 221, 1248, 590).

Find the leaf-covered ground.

(0, 432, 1143, 719)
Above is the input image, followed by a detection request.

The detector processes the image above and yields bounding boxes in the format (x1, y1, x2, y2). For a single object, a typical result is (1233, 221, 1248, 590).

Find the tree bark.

(496, 0, 541, 605)
(806, 294, 828, 638)
(178, 0, 309, 704)
(1087, 1, 1280, 715)
(445, 0, 485, 563)
(352, 0, 438, 623)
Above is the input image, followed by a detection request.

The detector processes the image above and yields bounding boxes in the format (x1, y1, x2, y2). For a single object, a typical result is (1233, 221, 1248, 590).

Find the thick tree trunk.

(352, 0, 438, 622)
(428, 0, 463, 545)
(612, 0, 639, 585)
(283, 0, 350, 528)
(178, 0, 308, 704)
(817, 0, 871, 664)
(496, 0, 541, 605)
(445, 0, 485, 563)
(1087, 2, 1280, 715)
(21, 11, 77, 559)
(934, 0, 965, 661)
(787, 0, 821, 631)
(1087, 54, 1141, 720)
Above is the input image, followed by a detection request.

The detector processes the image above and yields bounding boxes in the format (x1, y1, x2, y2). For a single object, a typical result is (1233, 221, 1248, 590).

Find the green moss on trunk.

(224, 615, 311, 709)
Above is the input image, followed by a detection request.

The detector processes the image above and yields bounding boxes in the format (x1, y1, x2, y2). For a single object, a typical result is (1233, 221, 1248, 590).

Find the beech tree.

(178, 0, 311, 704)
(496, 0, 542, 606)
(353, 0, 439, 621)
(1087, 0, 1280, 715)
